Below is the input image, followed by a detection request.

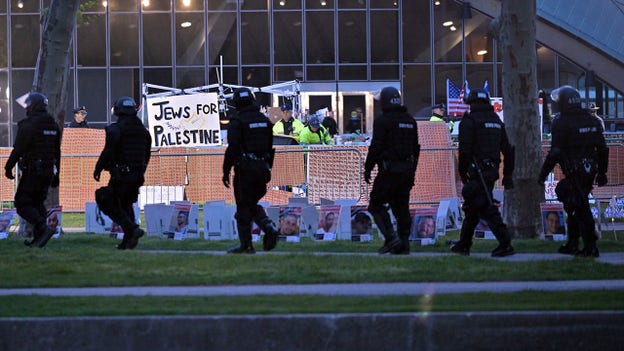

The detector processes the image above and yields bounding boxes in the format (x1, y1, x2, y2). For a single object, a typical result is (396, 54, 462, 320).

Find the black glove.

(364, 170, 371, 184)
(502, 177, 513, 190)
(51, 174, 59, 188)
(596, 173, 608, 187)
(222, 173, 230, 188)
(537, 171, 548, 187)
(93, 170, 101, 182)
(460, 173, 469, 185)
(5, 167, 14, 180)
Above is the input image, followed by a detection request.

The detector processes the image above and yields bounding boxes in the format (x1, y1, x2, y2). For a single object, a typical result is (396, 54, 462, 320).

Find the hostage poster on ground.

(146, 93, 221, 148)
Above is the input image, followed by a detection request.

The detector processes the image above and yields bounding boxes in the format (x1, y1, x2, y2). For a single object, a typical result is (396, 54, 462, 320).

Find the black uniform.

(94, 107, 151, 250)
(365, 104, 420, 254)
(454, 100, 515, 257)
(5, 106, 61, 248)
(66, 120, 89, 128)
(539, 111, 608, 257)
(223, 102, 279, 254)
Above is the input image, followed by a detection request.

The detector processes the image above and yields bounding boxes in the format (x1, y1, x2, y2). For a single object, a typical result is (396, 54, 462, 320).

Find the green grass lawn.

(1, 229, 623, 317)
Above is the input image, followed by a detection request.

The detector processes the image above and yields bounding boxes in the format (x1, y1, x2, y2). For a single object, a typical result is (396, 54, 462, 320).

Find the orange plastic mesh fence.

(1, 128, 623, 211)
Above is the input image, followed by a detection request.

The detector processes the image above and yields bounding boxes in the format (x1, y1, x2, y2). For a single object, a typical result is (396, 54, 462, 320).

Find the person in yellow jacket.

(429, 103, 454, 132)
(272, 103, 304, 140)
(298, 114, 333, 145)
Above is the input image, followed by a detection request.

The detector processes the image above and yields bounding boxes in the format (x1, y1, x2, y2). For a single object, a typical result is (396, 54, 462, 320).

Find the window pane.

(339, 65, 366, 80)
(110, 13, 139, 66)
(242, 2, 268, 10)
(558, 56, 583, 88)
(242, 66, 270, 88)
(371, 65, 398, 80)
(404, 65, 432, 117)
(370, 0, 399, 9)
(0, 71, 8, 125)
(10, 69, 34, 118)
(208, 0, 236, 11)
(11, 15, 39, 67)
(466, 63, 493, 95)
(273, 0, 300, 10)
(465, 12, 493, 62)
(208, 66, 238, 86)
(208, 12, 237, 66)
(77, 14, 106, 67)
(241, 12, 269, 64)
(403, 1, 429, 62)
(306, 11, 334, 64)
(371, 10, 398, 63)
(110, 0, 138, 12)
(274, 12, 302, 64)
(274, 65, 303, 81)
(176, 13, 204, 66)
(338, 0, 364, 9)
(144, 68, 172, 88)
(144, 13, 172, 66)
(434, 1, 462, 62)
(537, 45, 556, 91)
(306, 0, 334, 10)
(0, 16, 6, 67)
(338, 11, 365, 63)
(11, 0, 39, 13)
(141, 0, 171, 12)
(110, 68, 141, 113)
(307, 65, 335, 81)
(177, 67, 205, 88)
(77, 69, 107, 124)
(175, 0, 203, 11)
(80, 1, 105, 12)
(0, 1, 5, 12)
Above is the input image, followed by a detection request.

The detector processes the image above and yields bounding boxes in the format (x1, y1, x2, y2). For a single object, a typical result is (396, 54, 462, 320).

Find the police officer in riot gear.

(538, 85, 608, 257)
(452, 88, 515, 257)
(223, 87, 279, 254)
(4, 92, 61, 248)
(94, 97, 151, 250)
(365, 86, 420, 255)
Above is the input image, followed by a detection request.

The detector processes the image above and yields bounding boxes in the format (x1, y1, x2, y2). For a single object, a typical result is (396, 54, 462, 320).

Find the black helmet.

(463, 88, 490, 104)
(550, 85, 581, 113)
(375, 86, 401, 109)
(113, 97, 138, 116)
(25, 92, 48, 113)
(232, 87, 255, 110)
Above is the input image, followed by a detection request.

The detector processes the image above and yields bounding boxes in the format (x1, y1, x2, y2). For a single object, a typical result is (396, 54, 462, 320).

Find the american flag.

(446, 79, 470, 116)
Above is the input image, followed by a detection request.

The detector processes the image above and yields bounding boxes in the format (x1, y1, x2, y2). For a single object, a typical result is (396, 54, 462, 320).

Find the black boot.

(125, 227, 145, 250)
(378, 236, 402, 254)
(227, 241, 256, 254)
(259, 218, 279, 251)
(228, 222, 255, 254)
(558, 241, 579, 255)
(31, 223, 56, 248)
(391, 233, 410, 255)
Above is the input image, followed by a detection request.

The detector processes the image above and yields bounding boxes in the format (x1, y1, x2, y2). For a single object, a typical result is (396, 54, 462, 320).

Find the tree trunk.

(19, 0, 79, 236)
(491, 1, 543, 238)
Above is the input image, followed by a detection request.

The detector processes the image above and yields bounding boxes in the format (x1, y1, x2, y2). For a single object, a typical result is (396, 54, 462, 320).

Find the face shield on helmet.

(550, 85, 581, 113)
(232, 88, 255, 110)
(25, 92, 48, 114)
(374, 86, 401, 110)
(463, 88, 490, 105)
(112, 97, 138, 117)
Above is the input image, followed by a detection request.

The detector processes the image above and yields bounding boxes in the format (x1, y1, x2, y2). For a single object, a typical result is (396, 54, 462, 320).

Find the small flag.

(483, 80, 489, 94)
(446, 79, 470, 117)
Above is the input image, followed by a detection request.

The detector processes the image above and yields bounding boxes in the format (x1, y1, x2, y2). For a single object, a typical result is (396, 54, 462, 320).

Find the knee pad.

(95, 186, 115, 214)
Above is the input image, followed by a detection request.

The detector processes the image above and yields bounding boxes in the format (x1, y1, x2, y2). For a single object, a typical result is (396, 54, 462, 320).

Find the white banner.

(147, 93, 221, 148)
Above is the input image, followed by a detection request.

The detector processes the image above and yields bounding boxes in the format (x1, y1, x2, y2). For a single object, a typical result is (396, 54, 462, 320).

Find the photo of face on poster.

(409, 208, 437, 240)
(0, 210, 16, 239)
(350, 206, 373, 242)
(278, 206, 302, 242)
(315, 205, 340, 241)
(167, 203, 194, 240)
(541, 203, 566, 236)
(46, 206, 63, 239)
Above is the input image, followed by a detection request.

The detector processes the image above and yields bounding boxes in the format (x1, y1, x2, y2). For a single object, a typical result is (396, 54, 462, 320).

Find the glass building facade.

(0, 0, 622, 146)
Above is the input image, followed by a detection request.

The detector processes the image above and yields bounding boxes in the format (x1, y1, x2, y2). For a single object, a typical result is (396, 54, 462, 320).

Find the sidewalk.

(2, 279, 624, 297)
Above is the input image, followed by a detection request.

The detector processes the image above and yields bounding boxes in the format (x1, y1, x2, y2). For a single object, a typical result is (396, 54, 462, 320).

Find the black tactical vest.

(239, 107, 273, 155)
(113, 116, 150, 170)
(25, 111, 60, 163)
